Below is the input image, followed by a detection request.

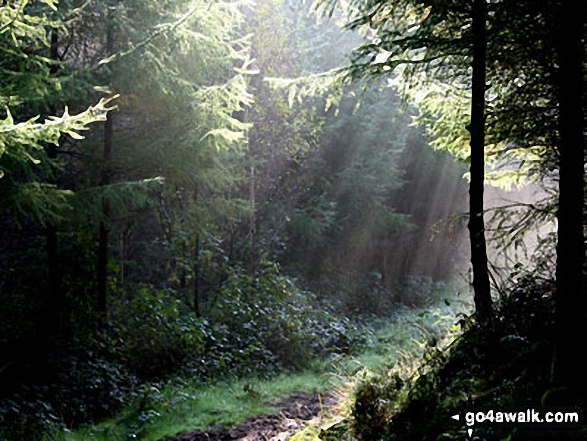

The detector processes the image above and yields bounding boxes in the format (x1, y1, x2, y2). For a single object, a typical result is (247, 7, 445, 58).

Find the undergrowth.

(0, 259, 469, 441)
(42, 280, 468, 441)
(57, 373, 329, 441)
(315, 278, 587, 441)
(0, 261, 363, 441)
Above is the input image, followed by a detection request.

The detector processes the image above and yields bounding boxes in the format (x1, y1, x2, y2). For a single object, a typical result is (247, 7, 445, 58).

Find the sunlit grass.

(290, 286, 473, 441)
(56, 369, 335, 441)
(59, 280, 471, 441)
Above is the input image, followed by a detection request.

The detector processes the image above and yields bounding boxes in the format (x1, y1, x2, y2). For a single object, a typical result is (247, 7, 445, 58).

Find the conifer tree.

(78, 0, 254, 311)
(0, 0, 114, 338)
(313, 0, 581, 317)
(313, 0, 495, 315)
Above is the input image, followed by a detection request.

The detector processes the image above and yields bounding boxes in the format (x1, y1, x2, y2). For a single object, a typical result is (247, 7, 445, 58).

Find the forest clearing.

(0, 1, 585, 440)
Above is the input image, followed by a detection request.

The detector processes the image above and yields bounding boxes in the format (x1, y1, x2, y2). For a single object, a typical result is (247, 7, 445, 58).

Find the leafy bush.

(301, 271, 444, 317)
(1, 261, 366, 439)
(96, 262, 363, 383)
(107, 286, 208, 380)
(351, 373, 405, 441)
(343, 272, 396, 316)
(321, 279, 564, 441)
(395, 276, 433, 307)
(207, 262, 363, 372)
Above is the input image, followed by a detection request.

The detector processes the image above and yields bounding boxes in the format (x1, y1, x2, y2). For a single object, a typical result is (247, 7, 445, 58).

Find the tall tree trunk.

(554, 0, 585, 394)
(97, 10, 115, 318)
(467, 0, 492, 319)
(192, 187, 201, 317)
(249, 164, 256, 275)
(194, 233, 201, 317)
(43, 30, 62, 338)
(97, 117, 112, 316)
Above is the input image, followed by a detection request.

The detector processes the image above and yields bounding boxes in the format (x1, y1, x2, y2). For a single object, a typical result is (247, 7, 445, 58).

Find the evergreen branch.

(0, 96, 118, 178)
(95, 0, 204, 69)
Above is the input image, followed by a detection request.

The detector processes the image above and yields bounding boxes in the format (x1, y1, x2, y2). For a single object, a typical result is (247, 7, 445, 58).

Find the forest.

(0, 0, 585, 440)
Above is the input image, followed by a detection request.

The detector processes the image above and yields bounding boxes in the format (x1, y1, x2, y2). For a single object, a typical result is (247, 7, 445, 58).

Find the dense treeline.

(2, 0, 584, 439)
(0, 1, 469, 438)
(307, 0, 585, 439)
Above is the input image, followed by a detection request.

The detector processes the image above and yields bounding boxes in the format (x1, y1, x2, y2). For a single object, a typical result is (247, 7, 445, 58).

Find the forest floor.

(64, 288, 469, 441)
(161, 391, 340, 441)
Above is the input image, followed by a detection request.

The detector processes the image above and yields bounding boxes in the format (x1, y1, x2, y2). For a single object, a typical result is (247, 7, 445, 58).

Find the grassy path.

(59, 292, 469, 441)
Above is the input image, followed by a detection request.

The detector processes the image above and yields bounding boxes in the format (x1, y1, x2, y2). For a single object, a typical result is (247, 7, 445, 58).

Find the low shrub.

(107, 287, 208, 380)
(0, 261, 365, 440)
(321, 279, 566, 441)
(395, 276, 434, 308)
(207, 262, 364, 371)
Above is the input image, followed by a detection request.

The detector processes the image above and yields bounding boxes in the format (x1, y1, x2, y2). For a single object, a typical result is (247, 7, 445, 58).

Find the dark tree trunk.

(43, 30, 62, 338)
(250, 164, 257, 275)
(97, 116, 113, 316)
(554, 0, 585, 393)
(97, 12, 115, 318)
(97, 210, 109, 315)
(194, 233, 201, 318)
(467, 0, 493, 319)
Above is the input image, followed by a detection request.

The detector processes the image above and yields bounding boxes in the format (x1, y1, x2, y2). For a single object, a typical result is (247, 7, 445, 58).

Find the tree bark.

(97, 10, 115, 318)
(468, 0, 492, 319)
(97, 116, 112, 316)
(194, 233, 201, 317)
(249, 164, 257, 275)
(43, 30, 62, 339)
(554, 0, 585, 394)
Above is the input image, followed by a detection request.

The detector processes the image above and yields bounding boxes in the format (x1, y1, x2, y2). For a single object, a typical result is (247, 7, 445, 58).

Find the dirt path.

(160, 391, 339, 441)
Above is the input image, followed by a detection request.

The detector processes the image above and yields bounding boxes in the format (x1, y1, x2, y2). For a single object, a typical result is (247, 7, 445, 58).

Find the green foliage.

(87, 0, 257, 308)
(0, 260, 366, 439)
(0, 0, 115, 179)
(57, 285, 466, 441)
(0, 0, 62, 107)
(331, 274, 439, 315)
(319, 279, 568, 441)
(110, 261, 362, 379)
(208, 262, 362, 372)
(311, 0, 565, 277)
(351, 373, 405, 441)
(1, 0, 59, 43)
(106, 287, 208, 380)
(0, 2, 483, 440)
(403, 79, 549, 190)
(284, 84, 413, 277)
(339, 272, 395, 315)
(395, 276, 434, 308)
(311, 287, 469, 441)
(0, 98, 114, 178)
(345, 5, 575, 298)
